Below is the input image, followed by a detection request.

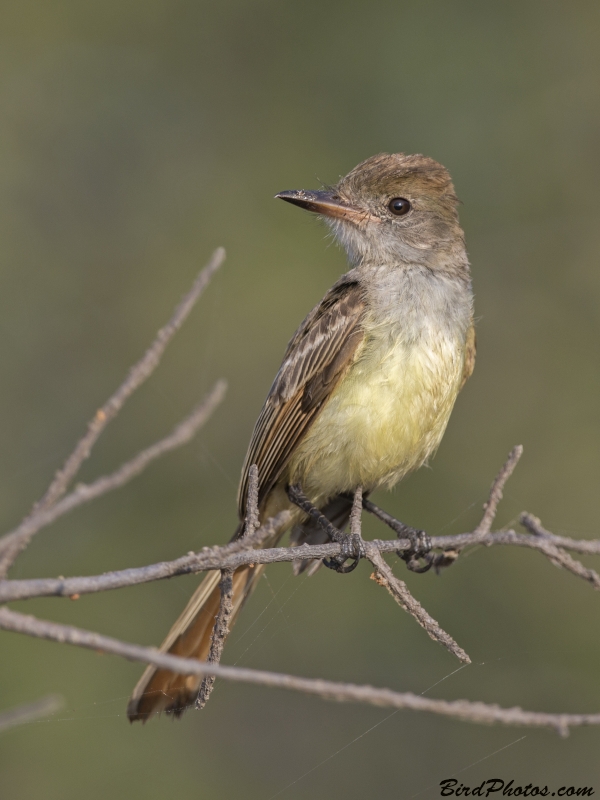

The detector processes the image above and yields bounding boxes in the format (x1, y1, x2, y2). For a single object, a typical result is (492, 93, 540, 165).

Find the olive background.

(1, 2, 600, 797)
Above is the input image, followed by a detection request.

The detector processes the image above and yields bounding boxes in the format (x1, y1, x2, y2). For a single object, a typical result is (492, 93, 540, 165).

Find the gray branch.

(0, 606, 597, 737)
(0, 249, 225, 577)
(365, 544, 471, 664)
(242, 465, 260, 538)
(196, 569, 234, 709)
(474, 445, 523, 535)
(0, 382, 226, 578)
(2, 519, 599, 605)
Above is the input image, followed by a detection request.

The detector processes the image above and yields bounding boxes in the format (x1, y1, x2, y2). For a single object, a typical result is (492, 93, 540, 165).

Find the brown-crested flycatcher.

(128, 153, 476, 721)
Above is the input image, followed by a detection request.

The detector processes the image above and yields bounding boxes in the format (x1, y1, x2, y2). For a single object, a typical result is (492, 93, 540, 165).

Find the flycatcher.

(127, 152, 475, 721)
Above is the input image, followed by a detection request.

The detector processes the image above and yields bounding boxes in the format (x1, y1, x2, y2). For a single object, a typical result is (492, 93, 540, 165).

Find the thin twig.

(516, 515, 600, 588)
(0, 694, 64, 734)
(0, 382, 226, 573)
(518, 512, 600, 554)
(0, 607, 595, 736)
(431, 529, 600, 556)
(0, 248, 226, 577)
(220, 510, 294, 554)
(365, 544, 471, 664)
(196, 569, 234, 709)
(474, 445, 523, 535)
(349, 486, 363, 538)
(37, 248, 226, 512)
(242, 465, 260, 538)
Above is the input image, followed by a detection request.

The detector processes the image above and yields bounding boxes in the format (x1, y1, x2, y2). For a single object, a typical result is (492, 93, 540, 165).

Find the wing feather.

(237, 276, 366, 518)
(459, 321, 476, 390)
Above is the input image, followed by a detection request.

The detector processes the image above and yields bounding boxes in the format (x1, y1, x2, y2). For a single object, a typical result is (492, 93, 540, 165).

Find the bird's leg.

(361, 497, 433, 573)
(287, 484, 365, 573)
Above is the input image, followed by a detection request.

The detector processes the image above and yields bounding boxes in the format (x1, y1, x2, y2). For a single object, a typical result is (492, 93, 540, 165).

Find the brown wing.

(237, 276, 366, 518)
(460, 321, 476, 390)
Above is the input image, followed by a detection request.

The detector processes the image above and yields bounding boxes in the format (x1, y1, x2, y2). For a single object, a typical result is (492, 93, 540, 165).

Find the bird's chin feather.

(325, 216, 434, 268)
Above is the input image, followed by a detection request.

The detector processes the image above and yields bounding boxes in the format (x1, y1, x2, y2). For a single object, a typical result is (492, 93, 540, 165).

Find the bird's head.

(276, 153, 465, 270)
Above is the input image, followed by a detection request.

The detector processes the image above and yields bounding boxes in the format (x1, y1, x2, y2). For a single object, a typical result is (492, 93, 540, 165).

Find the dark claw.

(323, 555, 360, 574)
(400, 529, 434, 573)
(358, 496, 436, 574)
(323, 532, 365, 573)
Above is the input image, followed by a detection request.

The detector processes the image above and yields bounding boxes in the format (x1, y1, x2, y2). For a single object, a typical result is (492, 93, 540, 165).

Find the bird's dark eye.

(388, 197, 411, 216)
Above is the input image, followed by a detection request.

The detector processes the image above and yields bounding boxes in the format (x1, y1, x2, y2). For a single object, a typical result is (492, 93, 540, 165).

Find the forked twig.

(516, 521, 600, 588)
(0, 383, 226, 567)
(0, 248, 226, 577)
(35, 247, 226, 513)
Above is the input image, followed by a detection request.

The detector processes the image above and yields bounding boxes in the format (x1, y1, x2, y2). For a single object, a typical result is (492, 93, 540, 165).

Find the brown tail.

(127, 562, 267, 721)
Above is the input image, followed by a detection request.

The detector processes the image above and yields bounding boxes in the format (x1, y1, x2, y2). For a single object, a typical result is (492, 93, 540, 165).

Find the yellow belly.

(288, 331, 465, 502)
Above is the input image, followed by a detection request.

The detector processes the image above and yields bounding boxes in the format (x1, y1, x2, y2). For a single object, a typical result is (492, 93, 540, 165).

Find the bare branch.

(0, 248, 226, 577)
(37, 247, 226, 511)
(229, 509, 294, 553)
(196, 569, 234, 709)
(0, 607, 596, 736)
(0, 694, 64, 733)
(242, 465, 260, 538)
(349, 486, 363, 537)
(518, 513, 600, 555)
(515, 515, 600, 588)
(74, 382, 227, 499)
(543, 548, 600, 588)
(4, 520, 600, 605)
(365, 544, 471, 664)
(430, 529, 600, 589)
(0, 382, 226, 574)
(431, 529, 600, 556)
(474, 445, 523, 535)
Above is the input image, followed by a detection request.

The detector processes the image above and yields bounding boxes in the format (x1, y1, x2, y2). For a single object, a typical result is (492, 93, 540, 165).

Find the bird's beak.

(276, 189, 371, 224)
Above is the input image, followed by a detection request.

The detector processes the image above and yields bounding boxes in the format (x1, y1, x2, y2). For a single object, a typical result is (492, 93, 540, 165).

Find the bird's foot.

(287, 484, 365, 574)
(322, 532, 365, 574)
(360, 497, 433, 573)
(400, 528, 434, 573)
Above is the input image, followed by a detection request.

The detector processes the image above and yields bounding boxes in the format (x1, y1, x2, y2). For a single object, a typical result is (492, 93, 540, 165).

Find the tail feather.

(127, 564, 266, 721)
(126, 500, 330, 722)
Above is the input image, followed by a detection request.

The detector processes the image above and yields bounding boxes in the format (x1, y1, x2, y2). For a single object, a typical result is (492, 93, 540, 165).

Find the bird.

(127, 152, 475, 721)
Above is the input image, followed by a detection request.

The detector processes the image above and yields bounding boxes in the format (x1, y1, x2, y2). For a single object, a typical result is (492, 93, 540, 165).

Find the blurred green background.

(1, 1, 600, 797)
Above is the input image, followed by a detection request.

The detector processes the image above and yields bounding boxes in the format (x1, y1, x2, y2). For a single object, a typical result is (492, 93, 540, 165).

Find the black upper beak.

(275, 189, 366, 222)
